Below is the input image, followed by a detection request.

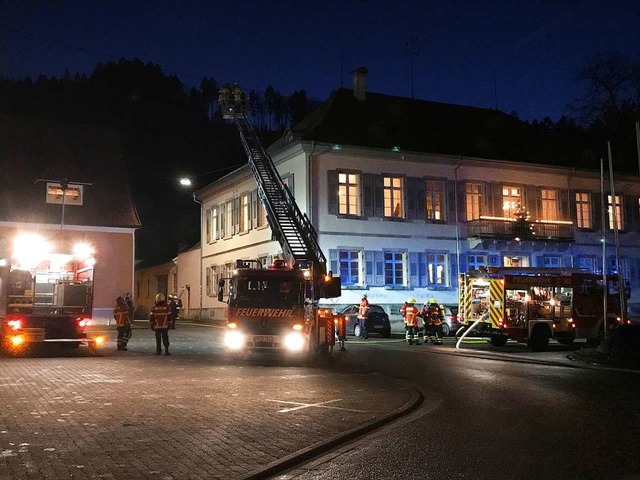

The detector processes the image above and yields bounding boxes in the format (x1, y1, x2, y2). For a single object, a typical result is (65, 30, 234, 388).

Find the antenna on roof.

(404, 36, 420, 99)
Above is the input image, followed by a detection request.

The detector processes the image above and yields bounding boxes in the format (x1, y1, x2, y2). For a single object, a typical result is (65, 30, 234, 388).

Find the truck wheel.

(490, 335, 508, 347)
(528, 327, 550, 351)
(354, 324, 362, 338)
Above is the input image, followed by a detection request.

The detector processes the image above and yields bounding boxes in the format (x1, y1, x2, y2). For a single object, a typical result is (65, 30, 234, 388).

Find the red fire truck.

(0, 232, 105, 354)
(216, 85, 341, 357)
(458, 267, 621, 350)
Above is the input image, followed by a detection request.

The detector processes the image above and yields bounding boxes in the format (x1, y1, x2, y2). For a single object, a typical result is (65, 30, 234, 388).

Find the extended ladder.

(218, 85, 327, 281)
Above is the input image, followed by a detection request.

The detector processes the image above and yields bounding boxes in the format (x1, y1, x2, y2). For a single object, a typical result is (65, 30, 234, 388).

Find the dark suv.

(338, 304, 392, 338)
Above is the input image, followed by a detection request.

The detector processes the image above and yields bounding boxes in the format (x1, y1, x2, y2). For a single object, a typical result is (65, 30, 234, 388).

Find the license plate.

(254, 335, 274, 343)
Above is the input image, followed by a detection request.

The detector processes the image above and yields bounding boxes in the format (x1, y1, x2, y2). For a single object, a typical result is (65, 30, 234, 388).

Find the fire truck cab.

(218, 259, 338, 356)
(458, 267, 621, 350)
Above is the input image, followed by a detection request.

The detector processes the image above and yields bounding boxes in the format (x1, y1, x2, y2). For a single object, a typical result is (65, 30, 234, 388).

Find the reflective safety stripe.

(489, 279, 504, 328)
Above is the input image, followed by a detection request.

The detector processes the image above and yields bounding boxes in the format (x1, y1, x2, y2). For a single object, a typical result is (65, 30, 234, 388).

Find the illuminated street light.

(179, 178, 192, 186)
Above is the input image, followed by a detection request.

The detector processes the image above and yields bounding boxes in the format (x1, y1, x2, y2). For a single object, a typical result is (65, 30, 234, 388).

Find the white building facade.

(195, 142, 640, 320)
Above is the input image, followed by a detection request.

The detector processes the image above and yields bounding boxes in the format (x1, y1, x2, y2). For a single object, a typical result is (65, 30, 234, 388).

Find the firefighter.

(150, 293, 171, 355)
(114, 296, 132, 351)
(422, 298, 444, 345)
(168, 295, 178, 330)
(357, 294, 370, 339)
(404, 298, 420, 345)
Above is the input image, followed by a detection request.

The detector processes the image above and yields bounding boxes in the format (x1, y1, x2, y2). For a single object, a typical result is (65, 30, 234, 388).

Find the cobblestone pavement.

(0, 324, 418, 480)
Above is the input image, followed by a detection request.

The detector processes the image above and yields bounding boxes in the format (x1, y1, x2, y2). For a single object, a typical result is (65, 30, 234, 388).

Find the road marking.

(265, 398, 366, 413)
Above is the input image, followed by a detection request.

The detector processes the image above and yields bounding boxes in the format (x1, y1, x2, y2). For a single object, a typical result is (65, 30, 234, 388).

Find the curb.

(239, 384, 424, 480)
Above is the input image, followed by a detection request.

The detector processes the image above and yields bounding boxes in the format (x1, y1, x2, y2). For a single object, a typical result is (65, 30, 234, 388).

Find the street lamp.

(179, 178, 192, 186)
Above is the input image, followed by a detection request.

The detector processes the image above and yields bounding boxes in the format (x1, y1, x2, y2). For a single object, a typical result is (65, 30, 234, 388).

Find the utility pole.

(607, 142, 626, 324)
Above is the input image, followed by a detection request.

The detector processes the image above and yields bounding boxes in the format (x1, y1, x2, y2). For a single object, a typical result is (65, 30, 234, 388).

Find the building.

(193, 71, 640, 320)
(0, 114, 141, 322)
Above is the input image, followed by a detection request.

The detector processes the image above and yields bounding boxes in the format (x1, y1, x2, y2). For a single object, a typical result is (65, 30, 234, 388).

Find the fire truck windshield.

(231, 276, 303, 307)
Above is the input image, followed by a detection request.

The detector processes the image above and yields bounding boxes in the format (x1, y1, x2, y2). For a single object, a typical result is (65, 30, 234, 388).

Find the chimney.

(352, 66, 368, 101)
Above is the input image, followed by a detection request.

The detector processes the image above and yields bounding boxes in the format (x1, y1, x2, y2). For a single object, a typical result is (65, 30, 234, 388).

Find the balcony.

(467, 216, 574, 242)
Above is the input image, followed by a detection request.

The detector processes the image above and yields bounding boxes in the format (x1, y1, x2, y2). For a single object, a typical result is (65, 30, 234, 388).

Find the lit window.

(503, 256, 529, 267)
(502, 186, 521, 218)
(338, 172, 360, 215)
(425, 180, 445, 221)
(575, 193, 592, 229)
(607, 195, 624, 230)
(467, 254, 486, 271)
(339, 250, 361, 285)
(239, 193, 250, 233)
(427, 253, 447, 287)
(384, 251, 405, 286)
(543, 256, 562, 267)
(383, 176, 404, 218)
(46, 183, 83, 205)
(541, 189, 558, 221)
(466, 183, 482, 221)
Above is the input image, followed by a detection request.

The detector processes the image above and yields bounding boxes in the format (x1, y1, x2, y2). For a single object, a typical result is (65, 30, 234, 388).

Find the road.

(280, 337, 640, 480)
(1, 324, 639, 479)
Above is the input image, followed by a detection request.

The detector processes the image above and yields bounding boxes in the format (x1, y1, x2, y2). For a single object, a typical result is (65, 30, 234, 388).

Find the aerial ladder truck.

(216, 84, 341, 356)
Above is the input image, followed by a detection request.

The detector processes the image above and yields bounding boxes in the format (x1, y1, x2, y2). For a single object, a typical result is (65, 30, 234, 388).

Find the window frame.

(338, 249, 362, 286)
(607, 194, 624, 230)
(425, 178, 446, 222)
(426, 252, 448, 288)
(465, 182, 482, 221)
(575, 192, 592, 230)
(383, 175, 405, 219)
(384, 250, 406, 287)
(337, 171, 362, 217)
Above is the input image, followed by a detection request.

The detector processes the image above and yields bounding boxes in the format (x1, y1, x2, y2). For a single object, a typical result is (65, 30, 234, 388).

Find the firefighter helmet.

(155, 293, 165, 303)
(426, 298, 438, 305)
(407, 298, 417, 304)
(362, 294, 368, 299)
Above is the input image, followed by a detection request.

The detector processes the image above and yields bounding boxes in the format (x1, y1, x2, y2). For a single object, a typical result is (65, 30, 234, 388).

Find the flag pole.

(600, 157, 607, 340)
(607, 142, 625, 325)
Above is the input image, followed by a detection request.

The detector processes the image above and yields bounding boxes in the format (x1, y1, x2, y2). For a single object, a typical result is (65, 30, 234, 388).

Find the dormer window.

(46, 183, 83, 206)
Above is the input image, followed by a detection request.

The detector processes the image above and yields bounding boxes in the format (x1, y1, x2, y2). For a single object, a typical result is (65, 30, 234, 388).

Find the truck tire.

(528, 326, 550, 351)
(490, 335, 508, 347)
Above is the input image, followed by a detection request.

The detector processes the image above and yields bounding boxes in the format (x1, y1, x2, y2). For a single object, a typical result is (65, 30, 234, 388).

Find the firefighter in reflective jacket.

(357, 294, 370, 339)
(421, 298, 444, 345)
(150, 293, 171, 355)
(114, 296, 132, 351)
(403, 298, 420, 345)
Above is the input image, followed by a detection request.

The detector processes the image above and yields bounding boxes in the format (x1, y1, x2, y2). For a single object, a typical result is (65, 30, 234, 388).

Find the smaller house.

(0, 114, 141, 322)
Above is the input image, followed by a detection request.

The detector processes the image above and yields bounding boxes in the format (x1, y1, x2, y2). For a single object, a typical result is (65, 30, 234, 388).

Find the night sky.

(1, 0, 639, 121)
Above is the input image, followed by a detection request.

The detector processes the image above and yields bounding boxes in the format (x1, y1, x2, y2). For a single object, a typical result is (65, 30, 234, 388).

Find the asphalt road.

(279, 337, 640, 480)
(2, 324, 639, 479)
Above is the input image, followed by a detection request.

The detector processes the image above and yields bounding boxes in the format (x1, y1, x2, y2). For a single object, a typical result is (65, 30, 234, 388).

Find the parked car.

(441, 305, 462, 336)
(338, 304, 391, 338)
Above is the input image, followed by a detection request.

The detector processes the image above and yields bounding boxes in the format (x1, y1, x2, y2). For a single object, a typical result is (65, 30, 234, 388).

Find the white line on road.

(265, 398, 366, 413)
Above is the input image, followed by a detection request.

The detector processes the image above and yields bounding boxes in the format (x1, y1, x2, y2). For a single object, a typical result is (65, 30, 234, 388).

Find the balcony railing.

(467, 217, 574, 242)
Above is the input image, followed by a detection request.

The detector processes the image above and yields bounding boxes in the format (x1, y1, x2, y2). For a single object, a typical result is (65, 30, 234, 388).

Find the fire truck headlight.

(224, 330, 245, 350)
(292, 324, 303, 331)
(73, 242, 94, 260)
(284, 333, 305, 351)
(11, 334, 25, 346)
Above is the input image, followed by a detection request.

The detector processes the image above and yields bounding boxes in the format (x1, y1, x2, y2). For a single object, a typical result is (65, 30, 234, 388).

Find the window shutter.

(205, 208, 211, 243)
(406, 177, 417, 220)
(328, 170, 339, 215)
(416, 178, 426, 219)
(564, 255, 573, 268)
(374, 251, 385, 285)
(568, 190, 577, 225)
(365, 250, 375, 285)
(449, 254, 457, 288)
(251, 190, 257, 229)
(559, 189, 570, 221)
(234, 198, 240, 234)
(624, 195, 636, 231)
(446, 180, 456, 223)
(458, 253, 467, 276)
(373, 175, 384, 217)
(457, 181, 466, 223)
(329, 249, 338, 276)
(363, 173, 374, 217)
(592, 192, 602, 230)
(535, 255, 545, 267)
(488, 254, 500, 267)
(409, 252, 419, 286)
(525, 187, 538, 219)
(419, 252, 427, 287)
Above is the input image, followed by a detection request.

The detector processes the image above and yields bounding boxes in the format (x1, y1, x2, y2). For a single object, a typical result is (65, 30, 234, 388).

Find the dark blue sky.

(2, 0, 638, 121)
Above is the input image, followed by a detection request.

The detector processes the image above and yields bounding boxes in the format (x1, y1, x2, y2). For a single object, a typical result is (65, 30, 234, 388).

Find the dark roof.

(0, 114, 141, 228)
(287, 88, 531, 161)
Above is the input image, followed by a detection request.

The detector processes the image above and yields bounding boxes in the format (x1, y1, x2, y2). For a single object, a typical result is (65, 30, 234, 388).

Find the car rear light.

(76, 318, 91, 328)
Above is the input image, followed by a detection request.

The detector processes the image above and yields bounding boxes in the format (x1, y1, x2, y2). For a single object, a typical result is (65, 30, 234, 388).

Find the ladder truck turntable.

(216, 84, 341, 356)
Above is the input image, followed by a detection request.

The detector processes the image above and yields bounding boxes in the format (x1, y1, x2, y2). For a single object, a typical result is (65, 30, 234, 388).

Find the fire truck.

(458, 267, 621, 350)
(0, 232, 104, 354)
(216, 85, 341, 356)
